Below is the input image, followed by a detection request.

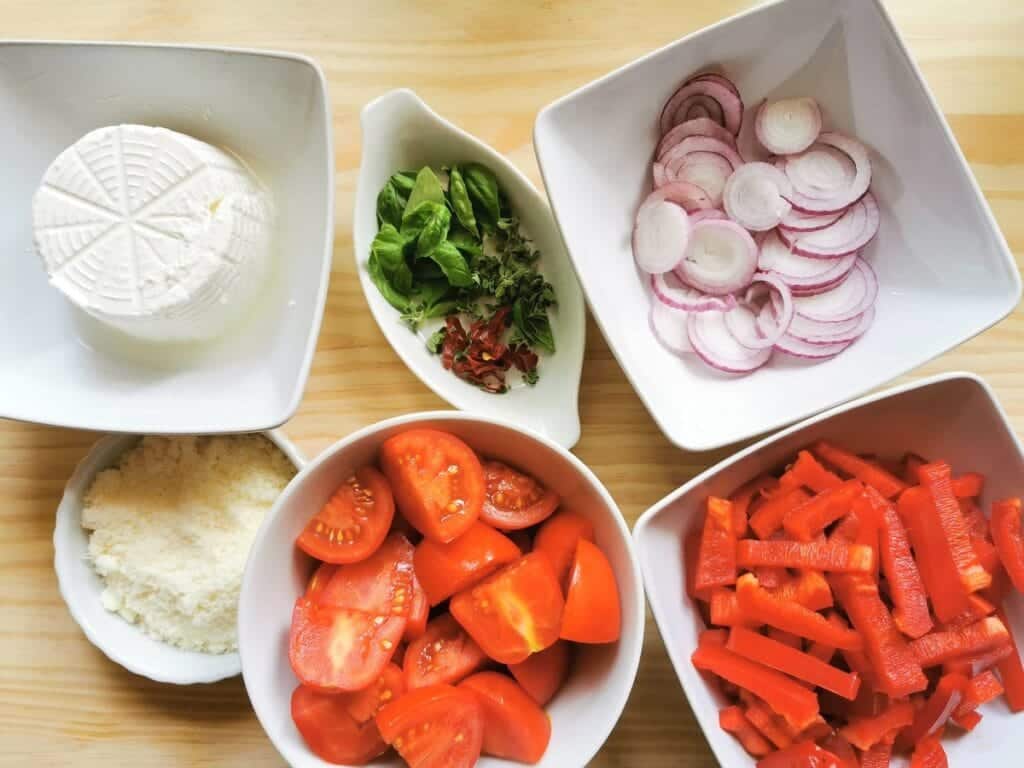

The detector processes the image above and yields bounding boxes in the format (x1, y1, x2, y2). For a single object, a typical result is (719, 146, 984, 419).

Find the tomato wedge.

(414, 522, 522, 605)
(296, 466, 394, 563)
(288, 597, 405, 691)
(404, 573, 429, 642)
(304, 561, 338, 601)
(460, 671, 552, 764)
(404, 613, 488, 689)
(508, 640, 570, 706)
(344, 662, 406, 724)
(534, 510, 595, 586)
(319, 533, 415, 618)
(450, 552, 565, 664)
(480, 461, 560, 531)
(376, 684, 484, 768)
(291, 684, 387, 764)
(379, 429, 485, 543)
(560, 538, 621, 644)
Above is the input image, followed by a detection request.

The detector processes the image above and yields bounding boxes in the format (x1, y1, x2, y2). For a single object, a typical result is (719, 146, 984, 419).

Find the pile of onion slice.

(634, 71, 881, 375)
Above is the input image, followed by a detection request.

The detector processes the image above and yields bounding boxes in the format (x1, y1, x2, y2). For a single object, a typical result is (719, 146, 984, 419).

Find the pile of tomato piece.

(287, 428, 622, 767)
(685, 440, 1024, 767)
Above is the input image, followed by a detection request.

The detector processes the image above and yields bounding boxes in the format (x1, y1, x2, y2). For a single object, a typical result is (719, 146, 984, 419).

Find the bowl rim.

(239, 409, 645, 767)
(53, 429, 306, 685)
(0, 40, 335, 436)
(533, 0, 1022, 452)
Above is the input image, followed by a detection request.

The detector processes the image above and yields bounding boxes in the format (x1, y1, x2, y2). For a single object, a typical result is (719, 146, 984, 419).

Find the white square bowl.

(0, 42, 333, 433)
(534, 0, 1021, 451)
(633, 372, 1024, 766)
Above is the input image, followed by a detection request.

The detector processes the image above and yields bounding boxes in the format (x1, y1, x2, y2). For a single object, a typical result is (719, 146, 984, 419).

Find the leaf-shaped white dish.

(354, 89, 585, 448)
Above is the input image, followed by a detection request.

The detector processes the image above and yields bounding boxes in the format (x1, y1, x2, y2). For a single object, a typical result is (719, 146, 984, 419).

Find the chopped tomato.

(296, 466, 394, 563)
(460, 671, 552, 764)
(404, 574, 429, 642)
(376, 684, 484, 768)
(318, 533, 415, 619)
(344, 662, 406, 724)
(288, 597, 404, 691)
(291, 684, 387, 764)
(404, 613, 487, 689)
(450, 552, 565, 664)
(560, 539, 621, 644)
(509, 640, 570, 706)
(304, 561, 338, 601)
(379, 429, 484, 543)
(533, 510, 595, 586)
(480, 461, 560, 531)
(413, 522, 521, 605)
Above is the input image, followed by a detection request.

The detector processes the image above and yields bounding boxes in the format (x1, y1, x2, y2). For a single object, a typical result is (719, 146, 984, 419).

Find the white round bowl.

(239, 411, 644, 768)
(53, 429, 305, 685)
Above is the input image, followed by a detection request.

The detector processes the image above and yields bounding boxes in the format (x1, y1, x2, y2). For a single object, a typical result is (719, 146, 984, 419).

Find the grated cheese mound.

(82, 435, 296, 654)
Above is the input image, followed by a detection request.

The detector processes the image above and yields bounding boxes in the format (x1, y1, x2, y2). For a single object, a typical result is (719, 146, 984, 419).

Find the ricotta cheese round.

(32, 124, 274, 341)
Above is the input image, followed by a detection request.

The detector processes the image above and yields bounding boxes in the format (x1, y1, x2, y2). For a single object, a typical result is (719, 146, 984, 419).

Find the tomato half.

(480, 461, 560, 531)
(450, 552, 564, 664)
(560, 539, 621, 644)
(414, 521, 522, 605)
(379, 429, 484, 543)
(288, 597, 405, 691)
(345, 662, 406, 724)
(296, 466, 395, 564)
(404, 613, 488, 689)
(304, 561, 338, 601)
(319, 533, 415, 618)
(534, 510, 595, 586)
(508, 640, 570, 706)
(460, 671, 552, 764)
(291, 684, 387, 764)
(403, 573, 429, 642)
(376, 684, 484, 768)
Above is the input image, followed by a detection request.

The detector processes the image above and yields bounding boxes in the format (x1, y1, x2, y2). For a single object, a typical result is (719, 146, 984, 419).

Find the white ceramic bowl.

(354, 90, 586, 449)
(239, 411, 644, 768)
(534, 0, 1021, 451)
(0, 42, 333, 434)
(54, 429, 306, 685)
(634, 372, 1024, 766)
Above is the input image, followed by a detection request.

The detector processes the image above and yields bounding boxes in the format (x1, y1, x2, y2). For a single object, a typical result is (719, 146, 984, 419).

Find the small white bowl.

(534, 0, 1021, 451)
(0, 41, 333, 434)
(353, 90, 586, 449)
(54, 429, 306, 685)
(634, 372, 1024, 766)
(239, 411, 644, 768)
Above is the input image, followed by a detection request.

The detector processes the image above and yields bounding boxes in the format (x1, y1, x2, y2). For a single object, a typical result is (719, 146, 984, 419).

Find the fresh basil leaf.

(376, 171, 417, 229)
(513, 296, 555, 354)
(401, 200, 449, 243)
(448, 166, 479, 238)
(392, 170, 418, 194)
(426, 328, 447, 354)
(370, 223, 414, 294)
(412, 258, 445, 281)
(449, 222, 483, 259)
(367, 252, 410, 312)
(416, 204, 451, 259)
(463, 163, 501, 231)
(417, 278, 450, 308)
(428, 240, 473, 287)
(404, 166, 445, 215)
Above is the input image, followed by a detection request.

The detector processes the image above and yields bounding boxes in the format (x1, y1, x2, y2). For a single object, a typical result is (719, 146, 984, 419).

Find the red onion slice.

(688, 72, 742, 99)
(688, 311, 772, 374)
(671, 151, 734, 208)
(647, 181, 714, 212)
(783, 133, 872, 214)
(725, 273, 794, 349)
(779, 193, 879, 258)
(660, 76, 744, 136)
(689, 209, 728, 224)
(657, 117, 738, 160)
(650, 300, 692, 354)
(661, 135, 744, 174)
(757, 231, 858, 291)
(633, 196, 691, 274)
(755, 97, 822, 155)
(792, 259, 878, 323)
(787, 305, 875, 345)
(651, 272, 737, 311)
(779, 207, 845, 232)
(774, 332, 852, 359)
(676, 219, 758, 295)
(723, 162, 793, 231)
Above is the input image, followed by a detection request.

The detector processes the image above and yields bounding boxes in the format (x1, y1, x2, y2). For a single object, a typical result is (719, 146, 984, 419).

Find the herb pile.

(367, 164, 556, 393)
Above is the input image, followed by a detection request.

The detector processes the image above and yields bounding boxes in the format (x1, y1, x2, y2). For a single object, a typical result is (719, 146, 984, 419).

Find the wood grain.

(1, 0, 1021, 765)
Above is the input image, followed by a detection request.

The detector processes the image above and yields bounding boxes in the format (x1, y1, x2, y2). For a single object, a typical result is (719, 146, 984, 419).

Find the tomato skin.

(404, 613, 488, 689)
(376, 684, 484, 768)
(450, 552, 565, 665)
(508, 640, 571, 706)
(534, 510, 595, 586)
(403, 574, 429, 642)
(414, 522, 522, 605)
(480, 461, 560, 531)
(319, 533, 415, 617)
(296, 466, 395, 564)
(345, 663, 406, 725)
(291, 684, 387, 765)
(560, 539, 621, 644)
(379, 429, 485, 543)
(460, 671, 552, 764)
(288, 597, 405, 691)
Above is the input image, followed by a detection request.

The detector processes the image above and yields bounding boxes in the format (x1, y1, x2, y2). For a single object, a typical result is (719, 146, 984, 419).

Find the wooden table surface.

(2, 1, 1021, 765)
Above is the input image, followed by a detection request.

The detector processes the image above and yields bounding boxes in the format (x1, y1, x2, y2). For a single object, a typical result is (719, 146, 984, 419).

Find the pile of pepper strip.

(686, 440, 1024, 767)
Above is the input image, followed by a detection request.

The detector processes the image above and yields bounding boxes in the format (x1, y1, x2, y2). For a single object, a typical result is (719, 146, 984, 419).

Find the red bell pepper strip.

(750, 487, 813, 540)
(756, 741, 841, 768)
(812, 440, 908, 499)
(755, 565, 788, 589)
(766, 628, 802, 649)
(951, 709, 982, 731)
(719, 705, 773, 757)
(960, 497, 990, 538)
(919, 461, 992, 594)
(700, 628, 728, 647)
(996, 608, 1024, 712)
(952, 669, 1003, 718)
(910, 616, 1010, 667)
(942, 642, 1013, 677)
(900, 673, 967, 749)
(727, 627, 861, 700)
(779, 450, 844, 493)
(944, 593, 996, 630)
(859, 738, 894, 768)
(839, 700, 915, 750)
(691, 642, 821, 731)
(806, 639, 835, 664)
(952, 472, 985, 498)
(684, 526, 711, 603)
(783, 480, 863, 541)
(695, 496, 738, 592)
(736, 540, 874, 573)
(729, 474, 779, 535)
(743, 698, 796, 748)
(820, 733, 858, 768)
(709, 588, 749, 628)
(898, 486, 971, 622)
(736, 574, 863, 651)
(773, 570, 834, 612)
(991, 497, 1024, 593)
(909, 734, 948, 768)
